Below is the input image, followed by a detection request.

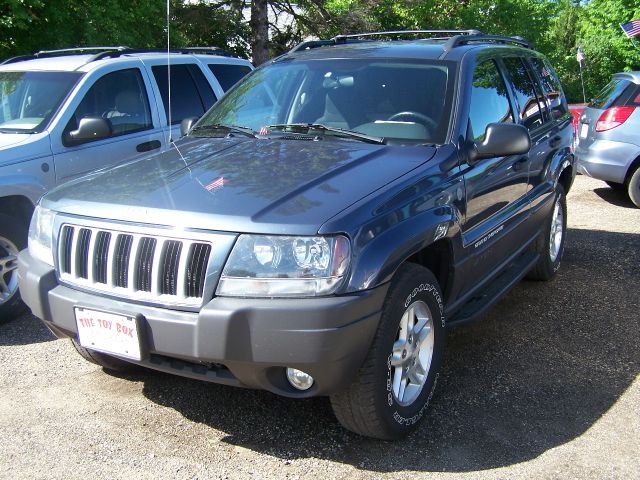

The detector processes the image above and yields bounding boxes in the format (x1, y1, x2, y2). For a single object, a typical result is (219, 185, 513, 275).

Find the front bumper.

(575, 139, 640, 183)
(18, 250, 387, 397)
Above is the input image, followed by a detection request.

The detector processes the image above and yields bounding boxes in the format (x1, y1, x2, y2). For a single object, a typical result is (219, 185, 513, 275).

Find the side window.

(208, 64, 252, 91)
(530, 57, 568, 120)
(469, 60, 513, 140)
(152, 64, 217, 125)
(502, 57, 545, 130)
(68, 69, 152, 138)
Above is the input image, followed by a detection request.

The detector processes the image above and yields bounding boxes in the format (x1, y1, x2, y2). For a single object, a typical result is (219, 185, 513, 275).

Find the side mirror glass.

(471, 123, 531, 162)
(63, 117, 112, 147)
(180, 117, 199, 137)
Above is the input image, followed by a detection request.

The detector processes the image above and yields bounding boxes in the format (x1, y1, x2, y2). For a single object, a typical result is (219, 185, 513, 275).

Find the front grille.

(58, 224, 216, 306)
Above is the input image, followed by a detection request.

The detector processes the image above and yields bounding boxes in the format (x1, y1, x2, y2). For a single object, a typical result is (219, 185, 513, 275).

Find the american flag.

(576, 47, 584, 64)
(205, 176, 224, 191)
(620, 20, 640, 38)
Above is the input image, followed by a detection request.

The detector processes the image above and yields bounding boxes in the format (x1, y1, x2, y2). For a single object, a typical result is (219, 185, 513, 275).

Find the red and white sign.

(75, 307, 141, 360)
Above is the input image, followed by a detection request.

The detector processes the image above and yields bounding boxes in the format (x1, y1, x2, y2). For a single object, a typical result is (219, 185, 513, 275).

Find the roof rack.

(287, 29, 531, 55)
(442, 34, 532, 53)
(1, 46, 238, 66)
(0, 46, 130, 65)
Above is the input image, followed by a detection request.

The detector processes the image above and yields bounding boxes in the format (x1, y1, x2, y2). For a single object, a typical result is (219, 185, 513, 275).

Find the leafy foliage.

(1, 0, 639, 101)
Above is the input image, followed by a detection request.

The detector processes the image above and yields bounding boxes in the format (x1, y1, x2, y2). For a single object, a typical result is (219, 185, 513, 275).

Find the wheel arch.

(0, 195, 35, 228)
(623, 154, 640, 185)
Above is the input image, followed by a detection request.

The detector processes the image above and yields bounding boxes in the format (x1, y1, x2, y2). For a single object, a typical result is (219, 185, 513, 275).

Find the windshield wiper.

(191, 124, 258, 138)
(265, 123, 385, 144)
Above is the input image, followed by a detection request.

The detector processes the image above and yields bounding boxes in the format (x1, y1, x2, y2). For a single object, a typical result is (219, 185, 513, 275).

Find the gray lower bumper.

(18, 250, 387, 397)
(575, 139, 639, 183)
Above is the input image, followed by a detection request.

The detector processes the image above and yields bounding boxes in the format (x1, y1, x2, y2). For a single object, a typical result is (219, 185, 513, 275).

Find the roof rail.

(1, 46, 129, 65)
(332, 29, 482, 42)
(1, 46, 238, 66)
(442, 34, 532, 53)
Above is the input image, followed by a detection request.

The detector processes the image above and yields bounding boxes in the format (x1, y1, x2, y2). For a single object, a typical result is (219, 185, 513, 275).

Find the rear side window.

(68, 68, 152, 138)
(502, 57, 545, 130)
(152, 64, 217, 124)
(589, 79, 633, 109)
(529, 57, 568, 120)
(469, 60, 514, 140)
(208, 64, 252, 91)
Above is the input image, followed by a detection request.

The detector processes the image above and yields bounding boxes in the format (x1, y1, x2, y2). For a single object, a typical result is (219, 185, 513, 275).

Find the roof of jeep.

(280, 38, 531, 63)
(0, 52, 250, 73)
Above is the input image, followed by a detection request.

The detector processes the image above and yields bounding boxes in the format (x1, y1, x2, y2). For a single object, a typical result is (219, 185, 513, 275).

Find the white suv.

(0, 47, 253, 319)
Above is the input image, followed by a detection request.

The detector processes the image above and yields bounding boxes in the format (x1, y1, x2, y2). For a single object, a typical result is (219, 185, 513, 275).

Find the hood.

(0, 132, 35, 149)
(44, 136, 437, 235)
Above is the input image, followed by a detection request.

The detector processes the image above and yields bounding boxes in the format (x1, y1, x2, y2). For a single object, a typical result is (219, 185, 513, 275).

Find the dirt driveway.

(1, 175, 638, 479)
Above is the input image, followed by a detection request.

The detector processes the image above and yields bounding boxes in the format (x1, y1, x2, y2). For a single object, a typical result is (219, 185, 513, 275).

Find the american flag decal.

(205, 176, 225, 191)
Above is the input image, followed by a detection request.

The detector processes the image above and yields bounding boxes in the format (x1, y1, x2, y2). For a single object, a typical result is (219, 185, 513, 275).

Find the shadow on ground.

(89, 228, 640, 471)
(592, 186, 635, 208)
(0, 310, 56, 346)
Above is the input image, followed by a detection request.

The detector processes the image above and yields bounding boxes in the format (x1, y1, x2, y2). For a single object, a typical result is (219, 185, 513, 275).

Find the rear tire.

(0, 214, 28, 322)
(330, 264, 445, 440)
(71, 339, 138, 373)
(627, 166, 640, 208)
(527, 183, 567, 281)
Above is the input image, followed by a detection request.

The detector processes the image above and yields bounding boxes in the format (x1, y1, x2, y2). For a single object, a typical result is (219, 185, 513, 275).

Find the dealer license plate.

(75, 307, 142, 361)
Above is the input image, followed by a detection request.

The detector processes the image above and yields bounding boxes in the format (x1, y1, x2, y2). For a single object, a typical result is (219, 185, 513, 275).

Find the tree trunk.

(250, 0, 269, 65)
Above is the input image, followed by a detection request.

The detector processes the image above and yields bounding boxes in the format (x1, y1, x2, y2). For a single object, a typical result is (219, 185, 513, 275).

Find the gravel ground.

(1, 175, 639, 479)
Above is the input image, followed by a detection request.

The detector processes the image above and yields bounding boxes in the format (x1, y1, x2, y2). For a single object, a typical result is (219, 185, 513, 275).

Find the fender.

(0, 172, 51, 207)
(345, 204, 462, 292)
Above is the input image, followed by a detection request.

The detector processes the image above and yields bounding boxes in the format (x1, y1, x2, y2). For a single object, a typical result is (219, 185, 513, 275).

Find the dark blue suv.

(18, 30, 575, 439)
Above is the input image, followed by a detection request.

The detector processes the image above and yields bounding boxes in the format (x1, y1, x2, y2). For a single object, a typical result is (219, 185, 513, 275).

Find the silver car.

(575, 71, 640, 207)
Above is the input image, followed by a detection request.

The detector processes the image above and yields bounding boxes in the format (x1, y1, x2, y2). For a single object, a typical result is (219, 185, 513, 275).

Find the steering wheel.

(387, 111, 437, 133)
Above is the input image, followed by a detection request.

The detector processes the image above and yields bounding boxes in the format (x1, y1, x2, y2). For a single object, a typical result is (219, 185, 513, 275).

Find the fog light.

(286, 367, 314, 390)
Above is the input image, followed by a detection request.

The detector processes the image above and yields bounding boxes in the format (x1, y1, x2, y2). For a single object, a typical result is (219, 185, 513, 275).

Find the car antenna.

(166, 0, 174, 143)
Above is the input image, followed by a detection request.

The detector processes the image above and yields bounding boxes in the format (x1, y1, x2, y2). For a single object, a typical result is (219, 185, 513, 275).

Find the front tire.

(0, 213, 28, 322)
(527, 183, 567, 281)
(330, 264, 445, 440)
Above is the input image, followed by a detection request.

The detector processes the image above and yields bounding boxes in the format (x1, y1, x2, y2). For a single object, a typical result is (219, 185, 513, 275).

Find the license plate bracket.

(74, 307, 143, 361)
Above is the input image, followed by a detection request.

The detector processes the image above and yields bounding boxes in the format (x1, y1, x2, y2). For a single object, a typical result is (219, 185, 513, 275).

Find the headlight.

(217, 234, 350, 297)
(28, 205, 56, 266)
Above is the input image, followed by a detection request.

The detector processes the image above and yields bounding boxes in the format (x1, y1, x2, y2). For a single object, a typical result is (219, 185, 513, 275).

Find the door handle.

(549, 135, 562, 148)
(136, 140, 161, 153)
(512, 156, 528, 172)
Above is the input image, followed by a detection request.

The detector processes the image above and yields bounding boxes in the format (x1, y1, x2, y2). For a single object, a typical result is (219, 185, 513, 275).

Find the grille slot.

(60, 226, 74, 274)
(57, 224, 216, 307)
(114, 234, 133, 288)
(75, 228, 92, 279)
(186, 243, 212, 298)
(160, 240, 182, 295)
(135, 237, 157, 292)
(93, 231, 111, 284)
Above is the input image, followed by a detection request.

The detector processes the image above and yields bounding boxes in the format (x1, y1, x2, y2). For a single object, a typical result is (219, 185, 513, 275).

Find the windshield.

(0, 71, 82, 133)
(198, 58, 454, 144)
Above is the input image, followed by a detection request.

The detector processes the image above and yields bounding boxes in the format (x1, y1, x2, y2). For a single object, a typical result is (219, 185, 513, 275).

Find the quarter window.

(67, 68, 152, 139)
(469, 60, 513, 140)
(208, 64, 252, 91)
(502, 57, 545, 130)
(530, 57, 568, 120)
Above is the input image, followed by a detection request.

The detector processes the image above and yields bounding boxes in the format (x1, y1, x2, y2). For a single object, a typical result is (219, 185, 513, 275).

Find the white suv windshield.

(200, 59, 453, 144)
(0, 71, 82, 133)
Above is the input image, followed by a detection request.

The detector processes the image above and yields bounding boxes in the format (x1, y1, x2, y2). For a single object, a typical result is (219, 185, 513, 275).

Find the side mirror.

(180, 117, 199, 137)
(63, 117, 112, 147)
(470, 123, 531, 162)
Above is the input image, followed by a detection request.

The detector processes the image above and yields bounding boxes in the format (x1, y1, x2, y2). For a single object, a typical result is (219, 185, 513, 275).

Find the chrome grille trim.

(56, 222, 232, 308)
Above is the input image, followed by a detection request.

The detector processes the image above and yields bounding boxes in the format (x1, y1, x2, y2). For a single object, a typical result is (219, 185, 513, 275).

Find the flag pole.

(577, 47, 586, 103)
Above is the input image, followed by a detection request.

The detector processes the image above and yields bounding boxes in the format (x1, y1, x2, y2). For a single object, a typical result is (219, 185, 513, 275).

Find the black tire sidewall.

(374, 266, 446, 437)
(628, 166, 640, 208)
(547, 184, 567, 275)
